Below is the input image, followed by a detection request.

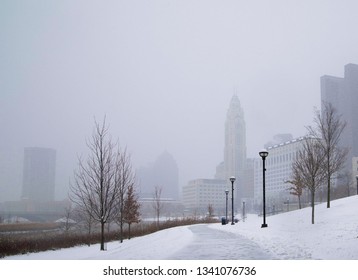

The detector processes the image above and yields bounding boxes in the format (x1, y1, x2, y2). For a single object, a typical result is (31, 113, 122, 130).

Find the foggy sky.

(2, 0, 358, 201)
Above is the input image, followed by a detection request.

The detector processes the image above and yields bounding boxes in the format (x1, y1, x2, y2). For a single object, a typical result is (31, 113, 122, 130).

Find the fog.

(1, 0, 358, 201)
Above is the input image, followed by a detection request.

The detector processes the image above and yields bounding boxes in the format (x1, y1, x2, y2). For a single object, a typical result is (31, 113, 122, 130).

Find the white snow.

(4, 223, 194, 260)
(4, 195, 358, 260)
(55, 217, 76, 224)
(212, 195, 358, 260)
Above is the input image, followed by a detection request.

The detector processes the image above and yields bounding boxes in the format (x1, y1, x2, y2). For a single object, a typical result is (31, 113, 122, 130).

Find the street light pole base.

(261, 224, 268, 228)
(231, 222, 235, 225)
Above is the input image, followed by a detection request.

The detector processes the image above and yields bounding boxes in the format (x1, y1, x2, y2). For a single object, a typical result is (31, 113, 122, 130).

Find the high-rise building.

(215, 95, 248, 209)
(22, 147, 56, 202)
(223, 95, 247, 182)
(183, 95, 248, 215)
(321, 63, 358, 179)
(137, 151, 179, 201)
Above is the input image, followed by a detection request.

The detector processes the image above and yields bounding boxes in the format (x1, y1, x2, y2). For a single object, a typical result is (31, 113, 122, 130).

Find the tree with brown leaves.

(123, 184, 140, 239)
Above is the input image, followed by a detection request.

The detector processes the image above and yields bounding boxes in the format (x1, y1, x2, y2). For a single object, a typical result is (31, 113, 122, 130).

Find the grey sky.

(1, 0, 358, 201)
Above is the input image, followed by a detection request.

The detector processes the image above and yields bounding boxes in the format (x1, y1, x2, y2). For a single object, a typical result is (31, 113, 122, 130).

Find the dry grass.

(0, 217, 217, 258)
(0, 222, 60, 232)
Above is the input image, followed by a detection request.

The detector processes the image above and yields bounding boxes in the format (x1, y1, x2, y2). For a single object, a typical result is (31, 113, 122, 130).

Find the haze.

(1, 0, 358, 201)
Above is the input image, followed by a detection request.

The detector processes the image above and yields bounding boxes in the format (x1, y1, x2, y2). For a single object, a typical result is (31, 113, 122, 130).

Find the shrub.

(0, 217, 216, 258)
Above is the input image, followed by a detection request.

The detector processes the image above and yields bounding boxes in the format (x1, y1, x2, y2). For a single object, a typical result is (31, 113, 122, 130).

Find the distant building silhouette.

(137, 151, 179, 200)
(0, 147, 71, 222)
(321, 63, 358, 180)
(22, 147, 56, 202)
(264, 134, 293, 149)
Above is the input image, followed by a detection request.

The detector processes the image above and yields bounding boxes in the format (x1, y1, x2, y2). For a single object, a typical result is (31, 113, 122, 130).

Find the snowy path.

(168, 224, 275, 260)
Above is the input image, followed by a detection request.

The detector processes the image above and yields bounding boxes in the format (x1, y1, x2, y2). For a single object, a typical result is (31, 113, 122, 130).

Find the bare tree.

(152, 185, 164, 227)
(63, 203, 74, 232)
(70, 118, 118, 251)
(337, 171, 353, 197)
(286, 166, 304, 209)
(73, 205, 96, 246)
(293, 137, 326, 224)
(308, 102, 348, 208)
(123, 183, 141, 239)
(207, 203, 214, 218)
(115, 148, 136, 243)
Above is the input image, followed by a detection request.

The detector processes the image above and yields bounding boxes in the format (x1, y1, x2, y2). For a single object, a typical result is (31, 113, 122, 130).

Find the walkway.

(168, 224, 275, 259)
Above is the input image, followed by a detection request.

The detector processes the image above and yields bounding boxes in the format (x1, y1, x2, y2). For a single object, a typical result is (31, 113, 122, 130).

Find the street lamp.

(356, 175, 358, 195)
(242, 201, 246, 222)
(259, 149, 269, 228)
(225, 190, 229, 224)
(230, 176, 236, 225)
(287, 198, 290, 212)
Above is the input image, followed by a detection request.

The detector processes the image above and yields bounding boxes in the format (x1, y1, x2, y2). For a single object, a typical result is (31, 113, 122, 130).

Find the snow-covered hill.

(213, 195, 358, 259)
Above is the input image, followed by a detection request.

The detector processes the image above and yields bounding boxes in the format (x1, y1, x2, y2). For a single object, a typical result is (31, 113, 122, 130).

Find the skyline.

(2, 1, 358, 201)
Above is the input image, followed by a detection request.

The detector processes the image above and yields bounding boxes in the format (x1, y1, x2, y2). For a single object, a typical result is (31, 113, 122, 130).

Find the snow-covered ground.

(4, 195, 358, 260)
(213, 195, 358, 260)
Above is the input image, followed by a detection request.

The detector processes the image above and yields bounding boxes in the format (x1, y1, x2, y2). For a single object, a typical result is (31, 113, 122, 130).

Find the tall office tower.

(22, 147, 56, 202)
(224, 95, 247, 179)
(137, 151, 179, 200)
(223, 95, 247, 207)
(321, 64, 358, 175)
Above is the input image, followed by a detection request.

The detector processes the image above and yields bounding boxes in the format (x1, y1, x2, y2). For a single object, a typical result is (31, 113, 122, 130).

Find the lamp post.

(287, 198, 290, 212)
(242, 201, 246, 222)
(259, 149, 269, 228)
(230, 176, 236, 225)
(225, 190, 229, 224)
(356, 175, 358, 195)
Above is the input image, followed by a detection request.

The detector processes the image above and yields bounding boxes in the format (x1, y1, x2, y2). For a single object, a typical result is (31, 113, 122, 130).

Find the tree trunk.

(88, 223, 91, 247)
(128, 223, 131, 240)
(311, 190, 315, 224)
(120, 221, 123, 243)
(100, 221, 105, 250)
(298, 195, 302, 209)
(327, 175, 331, 208)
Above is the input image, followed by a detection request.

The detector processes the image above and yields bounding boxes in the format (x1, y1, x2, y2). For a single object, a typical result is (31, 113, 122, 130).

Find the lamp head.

(229, 176, 236, 183)
(259, 149, 269, 159)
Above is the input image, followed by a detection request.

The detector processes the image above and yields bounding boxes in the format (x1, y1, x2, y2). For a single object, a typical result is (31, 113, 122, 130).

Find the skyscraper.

(224, 95, 247, 181)
(321, 63, 358, 175)
(216, 95, 247, 208)
(183, 95, 248, 215)
(22, 147, 56, 202)
(137, 151, 179, 200)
